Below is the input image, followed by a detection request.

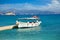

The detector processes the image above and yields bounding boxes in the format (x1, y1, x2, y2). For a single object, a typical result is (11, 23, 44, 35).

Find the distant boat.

(15, 16, 42, 28)
(5, 12, 15, 15)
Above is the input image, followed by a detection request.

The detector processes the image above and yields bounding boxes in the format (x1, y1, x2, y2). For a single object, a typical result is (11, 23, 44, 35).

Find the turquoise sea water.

(0, 14, 60, 40)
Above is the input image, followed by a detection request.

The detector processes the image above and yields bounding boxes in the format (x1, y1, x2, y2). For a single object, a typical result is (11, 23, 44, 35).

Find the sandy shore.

(0, 25, 15, 31)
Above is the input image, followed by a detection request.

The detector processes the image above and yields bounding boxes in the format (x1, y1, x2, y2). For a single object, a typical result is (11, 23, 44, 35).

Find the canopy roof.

(18, 17, 39, 20)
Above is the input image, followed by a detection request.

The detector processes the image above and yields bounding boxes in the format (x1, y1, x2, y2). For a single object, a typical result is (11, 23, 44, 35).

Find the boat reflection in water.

(17, 26, 41, 32)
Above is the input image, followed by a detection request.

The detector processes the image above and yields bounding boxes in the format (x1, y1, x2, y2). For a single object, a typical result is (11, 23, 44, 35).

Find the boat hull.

(18, 21, 41, 28)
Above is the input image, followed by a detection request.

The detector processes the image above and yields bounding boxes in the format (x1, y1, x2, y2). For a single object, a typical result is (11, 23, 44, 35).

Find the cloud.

(0, 0, 60, 13)
(0, 3, 39, 10)
(40, 0, 60, 12)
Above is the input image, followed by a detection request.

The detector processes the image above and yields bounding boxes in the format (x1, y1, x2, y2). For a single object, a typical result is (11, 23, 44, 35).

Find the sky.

(0, 0, 51, 5)
(0, 0, 60, 12)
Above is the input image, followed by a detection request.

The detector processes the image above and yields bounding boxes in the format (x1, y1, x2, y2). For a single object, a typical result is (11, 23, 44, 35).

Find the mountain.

(0, 10, 60, 15)
(14, 10, 60, 15)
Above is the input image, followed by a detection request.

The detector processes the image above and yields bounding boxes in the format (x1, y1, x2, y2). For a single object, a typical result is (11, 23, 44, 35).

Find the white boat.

(16, 16, 42, 28)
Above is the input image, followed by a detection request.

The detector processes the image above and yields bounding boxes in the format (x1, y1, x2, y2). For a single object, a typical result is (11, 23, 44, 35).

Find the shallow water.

(0, 14, 60, 40)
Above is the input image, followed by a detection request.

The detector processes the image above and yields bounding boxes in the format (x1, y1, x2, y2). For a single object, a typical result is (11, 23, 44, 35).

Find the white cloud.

(0, 0, 60, 13)
(0, 3, 36, 11)
(40, 0, 60, 12)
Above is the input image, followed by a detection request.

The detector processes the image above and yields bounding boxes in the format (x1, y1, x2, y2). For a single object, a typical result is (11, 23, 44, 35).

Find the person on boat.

(13, 20, 19, 29)
(33, 16, 38, 18)
(16, 20, 19, 25)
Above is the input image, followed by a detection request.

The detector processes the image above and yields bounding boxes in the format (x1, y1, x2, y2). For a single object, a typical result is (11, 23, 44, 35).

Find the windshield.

(18, 19, 39, 22)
